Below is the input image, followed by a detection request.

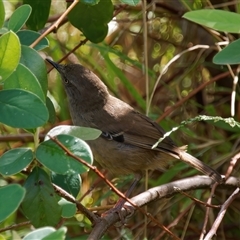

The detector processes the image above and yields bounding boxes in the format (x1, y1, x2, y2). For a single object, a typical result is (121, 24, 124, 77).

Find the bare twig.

(47, 39, 88, 71)
(200, 182, 219, 240)
(0, 221, 31, 233)
(0, 133, 45, 142)
(90, 176, 239, 240)
(156, 203, 195, 240)
(157, 70, 233, 122)
(53, 184, 99, 223)
(225, 151, 240, 179)
(174, 187, 220, 208)
(204, 188, 240, 240)
(30, 0, 80, 48)
(149, 45, 210, 112)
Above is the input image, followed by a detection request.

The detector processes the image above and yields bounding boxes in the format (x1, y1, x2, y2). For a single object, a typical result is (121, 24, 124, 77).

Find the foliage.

(0, 0, 240, 239)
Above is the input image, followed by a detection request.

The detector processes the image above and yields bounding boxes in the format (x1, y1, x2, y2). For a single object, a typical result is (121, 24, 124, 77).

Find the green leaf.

(51, 172, 81, 198)
(120, 0, 140, 6)
(81, 0, 100, 5)
(46, 97, 56, 124)
(68, 0, 113, 43)
(0, 31, 21, 81)
(8, 4, 32, 32)
(20, 45, 48, 97)
(0, 184, 26, 222)
(17, 30, 49, 51)
(23, 0, 51, 31)
(0, 0, 5, 28)
(183, 10, 240, 33)
(58, 198, 77, 218)
(36, 134, 93, 175)
(42, 227, 67, 240)
(213, 39, 240, 65)
(23, 227, 56, 240)
(22, 167, 61, 227)
(0, 89, 49, 128)
(4, 63, 45, 102)
(23, 226, 67, 240)
(46, 125, 101, 141)
(0, 148, 33, 176)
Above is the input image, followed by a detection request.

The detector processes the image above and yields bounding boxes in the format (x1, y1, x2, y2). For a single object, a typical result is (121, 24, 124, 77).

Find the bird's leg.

(103, 174, 142, 222)
(114, 174, 142, 210)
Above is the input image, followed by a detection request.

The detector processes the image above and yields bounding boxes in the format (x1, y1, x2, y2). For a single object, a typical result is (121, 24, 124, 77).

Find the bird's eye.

(64, 78, 69, 84)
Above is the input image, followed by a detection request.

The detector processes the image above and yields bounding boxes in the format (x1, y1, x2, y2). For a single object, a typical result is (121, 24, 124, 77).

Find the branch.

(30, 0, 80, 48)
(89, 175, 238, 240)
(204, 187, 240, 240)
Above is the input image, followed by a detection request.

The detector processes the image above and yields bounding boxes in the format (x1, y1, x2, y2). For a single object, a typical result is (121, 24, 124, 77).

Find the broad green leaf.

(22, 167, 61, 227)
(23, 227, 67, 240)
(213, 39, 240, 65)
(120, 0, 140, 6)
(0, 31, 21, 81)
(68, 0, 113, 43)
(42, 227, 67, 240)
(23, 0, 51, 31)
(8, 4, 32, 32)
(0, 184, 26, 222)
(20, 45, 48, 97)
(23, 227, 56, 240)
(81, 0, 100, 5)
(46, 97, 56, 124)
(0, 0, 5, 28)
(183, 10, 240, 33)
(0, 27, 8, 34)
(4, 63, 45, 102)
(46, 125, 101, 141)
(36, 134, 93, 175)
(17, 30, 49, 51)
(0, 148, 33, 176)
(51, 172, 81, 198)
(0, 89, 49, 128)
(58, 198, 77, 218)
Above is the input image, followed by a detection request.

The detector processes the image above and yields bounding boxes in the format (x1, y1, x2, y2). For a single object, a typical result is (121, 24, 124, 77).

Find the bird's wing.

(100, 109, 179, 155)
(98, 103, 222, 183)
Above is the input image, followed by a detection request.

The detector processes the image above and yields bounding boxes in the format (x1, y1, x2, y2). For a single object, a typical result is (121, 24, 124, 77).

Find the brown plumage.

(47, 59, 222, 183)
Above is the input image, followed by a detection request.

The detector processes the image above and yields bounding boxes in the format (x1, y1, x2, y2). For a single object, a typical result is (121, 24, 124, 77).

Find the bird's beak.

(46, 58, 61, 71)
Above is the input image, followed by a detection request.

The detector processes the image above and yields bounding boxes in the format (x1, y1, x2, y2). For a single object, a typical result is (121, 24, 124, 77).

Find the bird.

(46, 58, 222, 185)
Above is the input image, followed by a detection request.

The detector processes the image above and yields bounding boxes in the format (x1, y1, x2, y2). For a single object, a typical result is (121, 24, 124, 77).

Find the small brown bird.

(47, 59, 222, 184)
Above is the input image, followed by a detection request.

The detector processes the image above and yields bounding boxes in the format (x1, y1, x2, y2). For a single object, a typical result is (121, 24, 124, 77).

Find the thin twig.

(231, 65, 240, 116)
(142, 1, 149, 238)
(0, 133, 45, 142)
(53, 184, 99, 223)
(47, 39, 88, 72)
(204, 188, 240, 240)
(156, 203, 195, 240)
(149, 45, 210, 111)
(174, 187, 220, 209)
(30, 0, 80, 48)
(0, 221, 31, 233)
(157, 70, 232, 122)
(225, 152, 240, 179)
(200, 182, 219, 240)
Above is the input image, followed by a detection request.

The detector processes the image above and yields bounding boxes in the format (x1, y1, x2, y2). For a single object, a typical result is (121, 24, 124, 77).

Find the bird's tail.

(178, 150, 222, 183)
